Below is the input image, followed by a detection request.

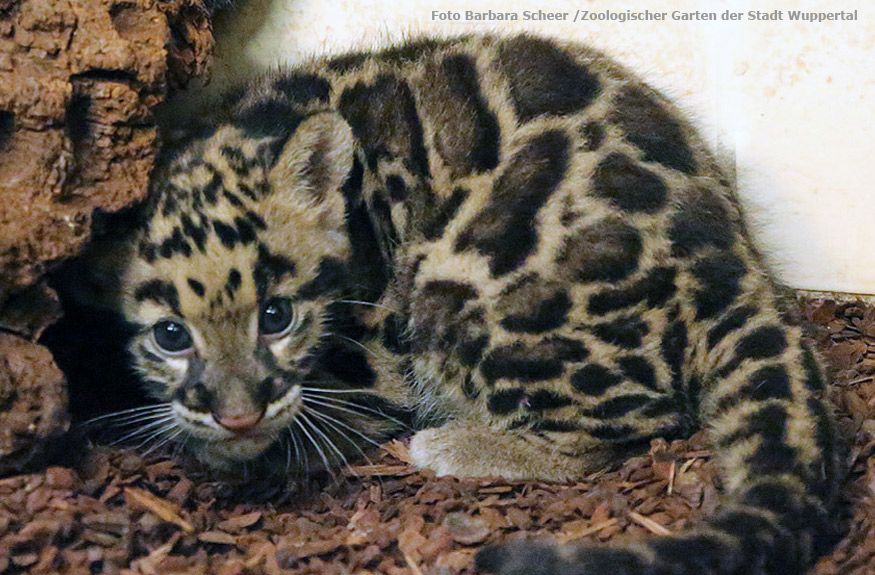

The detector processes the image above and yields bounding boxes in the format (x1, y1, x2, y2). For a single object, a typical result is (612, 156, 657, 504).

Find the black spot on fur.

(747, 435, 799, 476)
(718, 403, 788, 449)
(342, 160, 390, 301)
(541, 336, 589, 362)
(421, 281, 477, 313)
(589, 424, 636, 440)
(160, 194, 178, 216)
(669, 188, 734, 257)
(526, 390, 573, 411)
(202, 168, 222, 204)
(234, 99, 304, 139)
(610, 87, 697, 174)
(744, 365, 793, 400)
(707, 305, 758, 349)
(134, 280, 180, 315)
(661, 316, 688, 393)
(225, 268, 242, 299)
(233, 217, 257, 245)
(480, 343, 564, 385)
(456, 131, 569, 276)
(640, 396, 679, 418)
(223, 190, 244, 207)
(187, 278, 205, 298)
(440, 54, 500, 172)
(571, 364, 622, 395)
(213, 220, 239, 250)
(138, 240, 157, 263)
(500, 291, 572, 334)
(580, 122, 605, 151)
(423, 187, 469, 240)
(253, 244, 298, 300)
(459, 335, 490, 366)
(530, 420, 580, 432)
(158, 227, 192, 258)
(246, 210, 267, 230)
(558, 219, 642, 283)
(315, 342, 377, 388)
(339, 75, 429, 177)
(692, 253, 748, 320)
(736, 326, 788, 362)
(807, 396, 838, 500)
(802, 344, 826, 393)
(221, 145, 259, 175)
(592, 152, 668, 214)
(382, 313, 411, 355)
(327, 51, 368, 72)
(386, 175, 407, 202)
(588, 267, 677, 315)
(617, 356, 658, 389)
(719, 365, 792, 411)
(585, 394, 652, 419)
(498, 35, 601, 121)
(297, 258, 347, 300)
(488, 388, 525, 415)
(592, 315, 649, 348)
(273, 73, 331, 105)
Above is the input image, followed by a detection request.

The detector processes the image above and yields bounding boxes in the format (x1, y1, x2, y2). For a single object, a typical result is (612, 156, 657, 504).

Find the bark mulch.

(2, 298, 875, 575)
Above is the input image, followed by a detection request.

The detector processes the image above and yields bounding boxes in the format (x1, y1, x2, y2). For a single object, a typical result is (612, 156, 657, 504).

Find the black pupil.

(260, 298, 294, 335)
(153, 321, 193, 352)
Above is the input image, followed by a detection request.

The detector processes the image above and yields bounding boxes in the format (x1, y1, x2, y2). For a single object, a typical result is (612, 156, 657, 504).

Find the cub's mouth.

(172, 383, 304, 443)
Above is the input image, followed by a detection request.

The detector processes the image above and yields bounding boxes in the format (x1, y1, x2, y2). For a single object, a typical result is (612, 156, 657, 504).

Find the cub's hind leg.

(406, 310, 695, 482)
(409, 420, 612, 482)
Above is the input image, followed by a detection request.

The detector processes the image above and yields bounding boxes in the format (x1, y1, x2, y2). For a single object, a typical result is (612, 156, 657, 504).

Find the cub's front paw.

(408, 424, 523, 478)
(407, 423, 582, 480)
(408, 426, 470, 476)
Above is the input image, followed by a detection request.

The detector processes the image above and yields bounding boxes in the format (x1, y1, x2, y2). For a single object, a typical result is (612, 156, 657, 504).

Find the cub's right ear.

(267, 112, 355, 204)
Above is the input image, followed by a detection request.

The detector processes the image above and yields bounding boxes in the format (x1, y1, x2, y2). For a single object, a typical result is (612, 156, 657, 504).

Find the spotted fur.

(104, 34, 841, 575)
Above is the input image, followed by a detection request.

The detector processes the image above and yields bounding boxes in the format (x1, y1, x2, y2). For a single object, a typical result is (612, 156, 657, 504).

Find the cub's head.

(116, 112, 383, 471)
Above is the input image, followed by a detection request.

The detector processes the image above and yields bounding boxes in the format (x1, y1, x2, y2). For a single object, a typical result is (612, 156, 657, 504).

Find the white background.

(169, 0, 875, 295)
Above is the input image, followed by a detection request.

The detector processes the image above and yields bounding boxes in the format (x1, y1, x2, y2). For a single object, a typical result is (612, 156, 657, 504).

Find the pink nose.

(215, 411, 262, 433)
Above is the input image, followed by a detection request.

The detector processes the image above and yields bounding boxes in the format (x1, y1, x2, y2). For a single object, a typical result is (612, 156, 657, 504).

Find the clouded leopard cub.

(104, 34, 840, 575)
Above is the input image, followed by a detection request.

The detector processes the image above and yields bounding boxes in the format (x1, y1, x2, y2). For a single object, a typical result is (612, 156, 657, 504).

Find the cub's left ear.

(267, 112, 355, 204)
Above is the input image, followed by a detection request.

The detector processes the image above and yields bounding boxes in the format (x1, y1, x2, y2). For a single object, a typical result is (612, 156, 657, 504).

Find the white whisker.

(81, 404, 172, 428)
(109, 416, 176, 446)
(294, 416, 333, 477)
(334, 334, 381, 358)
(142, 427, 185, 456)
(302, 394, 411, 431)
(305, 405, 384, 450)
(300, 410, 352, 474)
(338, 299, 399, 313)
(300, 385, 381, 395)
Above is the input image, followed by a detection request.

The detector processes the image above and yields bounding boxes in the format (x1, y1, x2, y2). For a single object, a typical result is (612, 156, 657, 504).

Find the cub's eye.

(259, 297, 296, 337)
(152, 320, 194, 354)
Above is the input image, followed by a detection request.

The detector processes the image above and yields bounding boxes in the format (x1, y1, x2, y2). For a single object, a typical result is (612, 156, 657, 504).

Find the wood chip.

(629, 512, 672, 535)
(443, 513, 491, 545)
(123, 487, 193, 532)
(198, 530, 237, 545)
(217, 511, 262, 532)
(556, 517, 620, 543)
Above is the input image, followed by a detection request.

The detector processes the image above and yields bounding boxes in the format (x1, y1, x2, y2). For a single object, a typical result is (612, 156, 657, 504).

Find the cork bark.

(0, 0, 213, 474)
